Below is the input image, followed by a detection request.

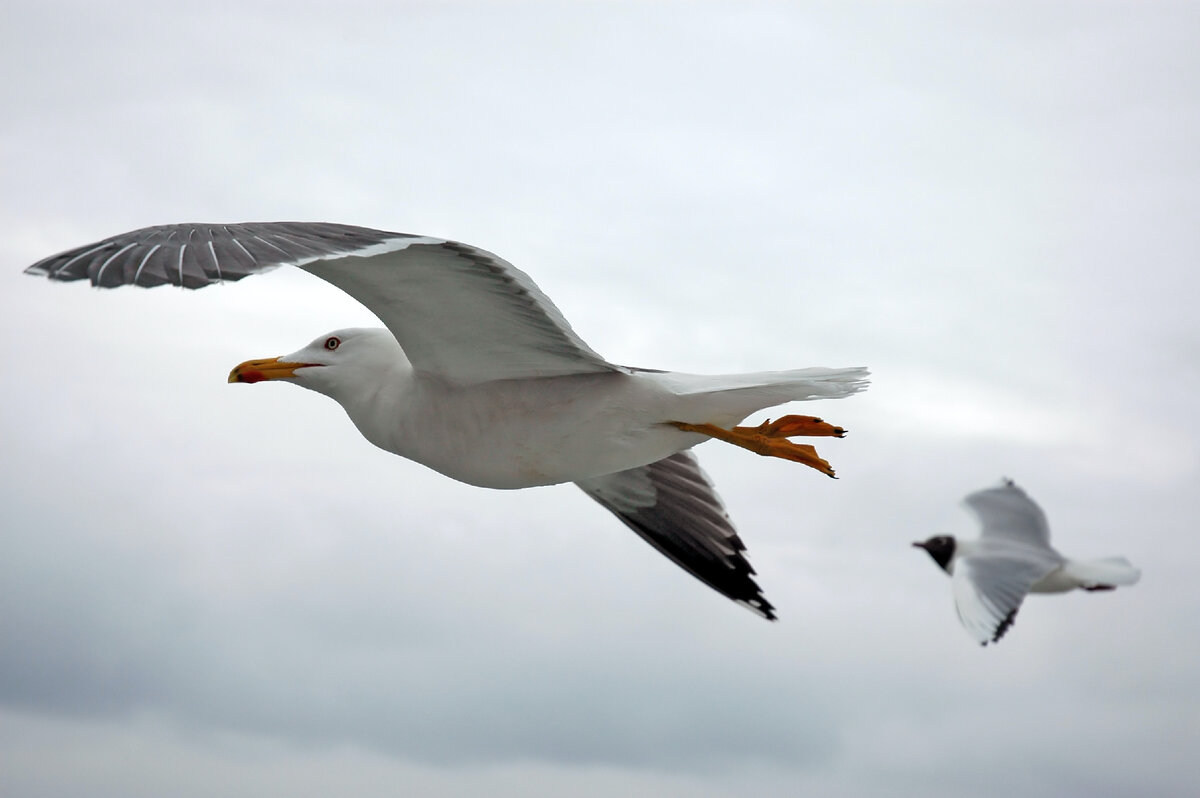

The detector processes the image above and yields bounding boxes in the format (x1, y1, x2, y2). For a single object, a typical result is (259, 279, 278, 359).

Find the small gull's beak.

(228, 357, 316, 384)
(911, 541, 928, 549)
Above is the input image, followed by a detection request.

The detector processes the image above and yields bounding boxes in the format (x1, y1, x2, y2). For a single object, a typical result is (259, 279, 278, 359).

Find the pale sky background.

(2, 2, 1199, 796)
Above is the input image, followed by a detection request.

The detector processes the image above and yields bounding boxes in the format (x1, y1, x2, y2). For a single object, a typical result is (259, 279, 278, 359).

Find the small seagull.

(913, 479, 1140, 645)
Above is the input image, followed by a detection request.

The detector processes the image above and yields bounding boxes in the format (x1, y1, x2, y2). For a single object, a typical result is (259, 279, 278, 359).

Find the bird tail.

(663, 366, 870, 427)
(758, 366, 870, 400)
(667, 366, 871, 401)
(1064, 557, 1142, 590)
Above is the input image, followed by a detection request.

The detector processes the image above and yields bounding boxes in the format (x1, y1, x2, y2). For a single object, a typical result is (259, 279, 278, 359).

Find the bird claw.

(739, 414, 847, 439)
(670, 417, 842, 477)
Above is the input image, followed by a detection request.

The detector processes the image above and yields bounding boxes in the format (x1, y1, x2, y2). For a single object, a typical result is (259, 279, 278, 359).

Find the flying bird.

(24, 222, 869, 619)
(913, 478, 1141, 645)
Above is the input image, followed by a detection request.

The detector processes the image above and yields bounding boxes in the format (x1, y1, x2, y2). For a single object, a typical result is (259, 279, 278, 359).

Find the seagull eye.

(324, 336, 341, 351)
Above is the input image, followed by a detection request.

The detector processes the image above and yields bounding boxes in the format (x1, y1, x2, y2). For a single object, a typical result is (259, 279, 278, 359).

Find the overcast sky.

(2, 2, 1198, 796)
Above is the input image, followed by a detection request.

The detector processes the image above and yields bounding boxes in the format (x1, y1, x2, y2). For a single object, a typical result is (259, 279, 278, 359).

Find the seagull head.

(227, 327, 406, 401)
(913, 535, 957, 573)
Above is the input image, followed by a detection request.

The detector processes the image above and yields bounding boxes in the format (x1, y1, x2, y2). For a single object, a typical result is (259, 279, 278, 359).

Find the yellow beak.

(228, 357, 316, 384)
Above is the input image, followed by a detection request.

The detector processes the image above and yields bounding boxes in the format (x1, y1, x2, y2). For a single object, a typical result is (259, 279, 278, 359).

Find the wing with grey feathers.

(952, 554, 1056, 645)
(575, 451, 775, 620)
(25, 222, 617, 383)
(964, 478, 1054, 549)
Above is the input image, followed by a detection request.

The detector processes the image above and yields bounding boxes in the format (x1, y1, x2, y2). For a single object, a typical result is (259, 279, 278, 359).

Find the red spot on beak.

(228, 358, 308, 383)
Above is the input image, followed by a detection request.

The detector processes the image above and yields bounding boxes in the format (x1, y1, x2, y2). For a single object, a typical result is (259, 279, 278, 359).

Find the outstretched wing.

(25, 222, 616, 383)
(963, 478, 1054, 549)
(575, 451, 775, 620)
(951, 554, 1054, 645)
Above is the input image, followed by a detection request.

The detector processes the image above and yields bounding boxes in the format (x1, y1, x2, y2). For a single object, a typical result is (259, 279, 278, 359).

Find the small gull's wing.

(963, 478, 1054, 550)
(25, 222, 616, 383)
(951, 554, 1056, 645)
(575, 451, 775, 620)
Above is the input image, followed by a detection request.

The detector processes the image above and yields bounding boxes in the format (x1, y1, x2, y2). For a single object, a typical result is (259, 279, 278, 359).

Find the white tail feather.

(1065, 557, 1142, 588)
(661, 366, 869, 427)
(664, 367, 869, 397)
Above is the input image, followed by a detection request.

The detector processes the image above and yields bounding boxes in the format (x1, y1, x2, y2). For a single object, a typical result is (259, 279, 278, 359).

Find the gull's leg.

(669, 415, 846, 478)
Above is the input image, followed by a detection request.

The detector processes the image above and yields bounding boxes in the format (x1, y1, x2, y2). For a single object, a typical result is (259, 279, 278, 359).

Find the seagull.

(25, 222, 869, 619)
(913, 478, 1141, 645)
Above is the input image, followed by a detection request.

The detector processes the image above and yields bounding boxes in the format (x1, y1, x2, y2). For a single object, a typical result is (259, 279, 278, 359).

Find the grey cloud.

(3, 1, 1199, 796)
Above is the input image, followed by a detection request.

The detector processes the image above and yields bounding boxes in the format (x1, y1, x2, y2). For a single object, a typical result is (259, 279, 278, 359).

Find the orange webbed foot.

(669, 415, 846, 478)
(736, 414, 847, 439)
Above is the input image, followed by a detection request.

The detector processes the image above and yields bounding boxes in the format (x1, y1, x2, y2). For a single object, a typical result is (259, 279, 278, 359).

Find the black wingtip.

(741, 597, 778, 621)
(991, 607, 1019, 644)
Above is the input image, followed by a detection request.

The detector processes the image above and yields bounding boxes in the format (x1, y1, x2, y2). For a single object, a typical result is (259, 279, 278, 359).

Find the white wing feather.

(952, 554, 1053, 645)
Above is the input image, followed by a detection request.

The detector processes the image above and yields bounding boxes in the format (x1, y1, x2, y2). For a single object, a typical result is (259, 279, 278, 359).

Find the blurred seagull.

(914, 479, 1141, 645)
(25, 222, 869, 620)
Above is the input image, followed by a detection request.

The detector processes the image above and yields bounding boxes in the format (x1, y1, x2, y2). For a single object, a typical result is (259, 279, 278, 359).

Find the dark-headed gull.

(914, 479, 1140, 645)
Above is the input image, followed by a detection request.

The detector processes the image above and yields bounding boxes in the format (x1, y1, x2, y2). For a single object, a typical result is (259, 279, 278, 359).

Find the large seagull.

(25, 222, 869, 619)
